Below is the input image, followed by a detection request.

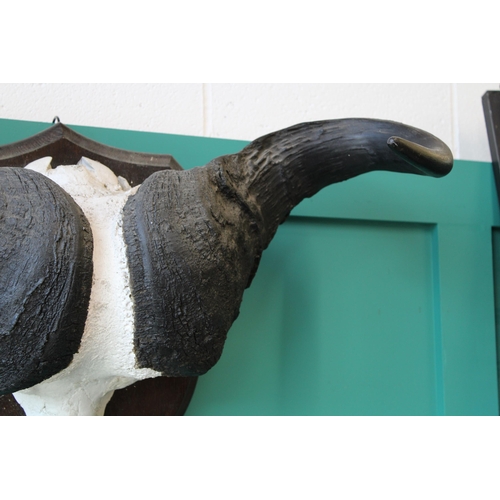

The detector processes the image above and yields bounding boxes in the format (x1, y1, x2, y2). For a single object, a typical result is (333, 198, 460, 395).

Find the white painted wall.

(0, 83, 498, 162)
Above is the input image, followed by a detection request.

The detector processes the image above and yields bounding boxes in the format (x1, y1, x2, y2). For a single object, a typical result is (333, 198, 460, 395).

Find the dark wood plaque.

(0, 122, 182, 187)
(0, 378, 197, 416)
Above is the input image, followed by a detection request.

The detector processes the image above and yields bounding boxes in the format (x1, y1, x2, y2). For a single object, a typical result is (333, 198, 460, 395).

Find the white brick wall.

(1, 83, 498, 162)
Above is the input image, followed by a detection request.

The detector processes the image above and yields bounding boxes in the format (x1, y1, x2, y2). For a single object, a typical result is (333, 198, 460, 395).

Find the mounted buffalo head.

(0, 119, 453, 415)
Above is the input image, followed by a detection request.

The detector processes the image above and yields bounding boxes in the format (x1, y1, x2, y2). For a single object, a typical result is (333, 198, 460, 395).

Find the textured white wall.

(0, 83, 498, 162)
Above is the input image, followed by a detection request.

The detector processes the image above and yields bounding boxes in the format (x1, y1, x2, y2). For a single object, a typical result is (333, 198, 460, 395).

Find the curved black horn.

(124, 119, 453, 377)
(224, 118, 453, 247)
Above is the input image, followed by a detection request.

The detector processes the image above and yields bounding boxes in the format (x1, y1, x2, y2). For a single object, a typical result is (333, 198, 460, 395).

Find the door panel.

(187, 219, 440, 415)
(436, 225, 498, 415)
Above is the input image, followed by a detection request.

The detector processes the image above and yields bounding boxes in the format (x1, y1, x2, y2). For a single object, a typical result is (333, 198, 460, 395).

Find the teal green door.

(187, 162, 500, 416)
(1, 119, 498, 415)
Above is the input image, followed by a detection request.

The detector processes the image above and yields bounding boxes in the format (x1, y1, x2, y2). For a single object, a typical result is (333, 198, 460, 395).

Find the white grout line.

(202, 83, 213, 137)
(450, 83, 461, 160)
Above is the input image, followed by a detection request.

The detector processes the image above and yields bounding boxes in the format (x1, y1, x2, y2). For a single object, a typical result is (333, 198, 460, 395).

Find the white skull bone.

(14, 157, 161, 416)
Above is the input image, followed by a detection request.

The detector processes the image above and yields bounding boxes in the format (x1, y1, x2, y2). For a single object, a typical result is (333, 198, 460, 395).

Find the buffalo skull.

(0, 119, 453, 415)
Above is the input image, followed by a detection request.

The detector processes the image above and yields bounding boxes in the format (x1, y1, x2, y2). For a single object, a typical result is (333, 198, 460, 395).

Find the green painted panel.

(0, 119, 48, 144)
(489, 229, 500, 412)
(434, 225, 498, 415)
(1, 118, 498, 415)
(186, 219, 439, 416)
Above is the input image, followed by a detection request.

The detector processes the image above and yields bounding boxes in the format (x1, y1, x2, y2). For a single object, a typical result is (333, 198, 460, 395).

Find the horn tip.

(387, 136, 453, 178)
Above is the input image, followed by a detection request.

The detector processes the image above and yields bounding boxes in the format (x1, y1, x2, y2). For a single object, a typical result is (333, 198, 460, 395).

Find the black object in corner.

(483, 91, 500, 203)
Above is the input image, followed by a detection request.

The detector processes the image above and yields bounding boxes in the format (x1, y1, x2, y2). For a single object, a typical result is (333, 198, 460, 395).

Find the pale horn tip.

(387, 136, 453, 178)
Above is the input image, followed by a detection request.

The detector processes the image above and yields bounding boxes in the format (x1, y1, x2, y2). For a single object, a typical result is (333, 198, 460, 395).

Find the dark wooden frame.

(483, 91, 500, 203)
(0, 122, 182, 186)
(0, 122, 197, 416)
